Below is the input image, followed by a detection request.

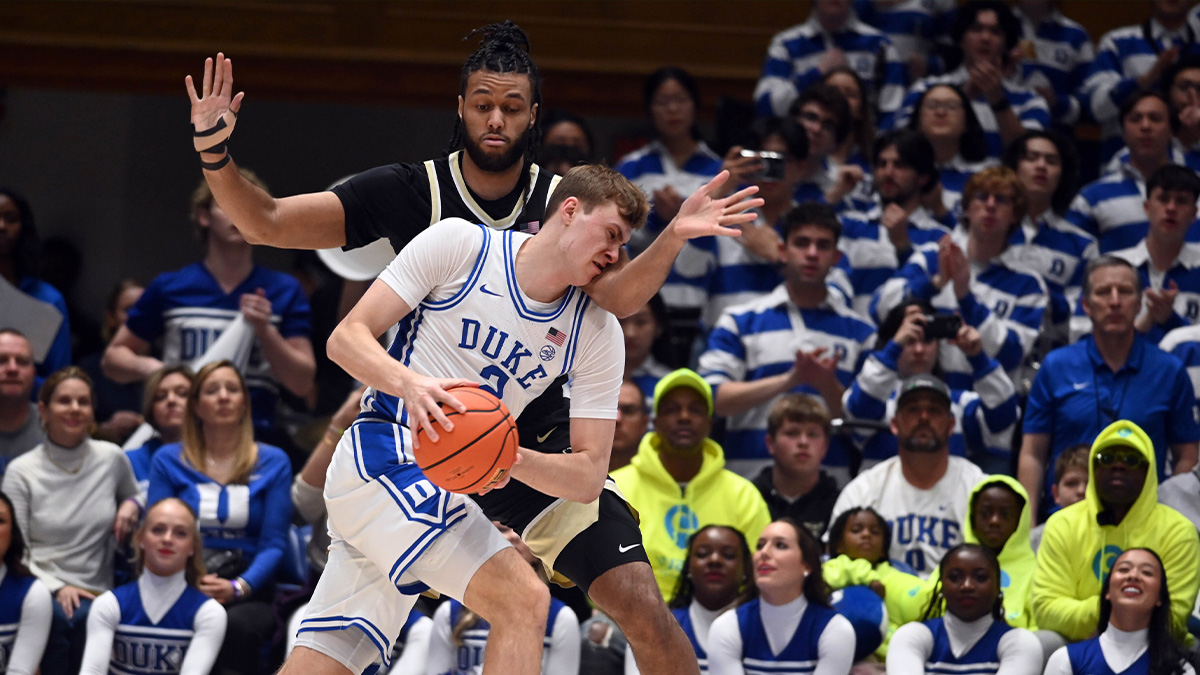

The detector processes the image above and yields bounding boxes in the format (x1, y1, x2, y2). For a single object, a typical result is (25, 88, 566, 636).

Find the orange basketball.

(413, 387, 518, 494)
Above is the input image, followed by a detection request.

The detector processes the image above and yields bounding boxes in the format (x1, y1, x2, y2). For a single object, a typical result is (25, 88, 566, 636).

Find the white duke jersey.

(360, 218, 623, 445)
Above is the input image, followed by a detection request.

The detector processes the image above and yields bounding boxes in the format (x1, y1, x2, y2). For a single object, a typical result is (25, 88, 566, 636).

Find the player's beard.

(463, 125, 531, 173)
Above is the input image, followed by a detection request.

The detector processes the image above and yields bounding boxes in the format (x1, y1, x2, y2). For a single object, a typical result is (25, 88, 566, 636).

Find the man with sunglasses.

(1019, 256, 1200, 522)
(1031, 419, 1200, 654)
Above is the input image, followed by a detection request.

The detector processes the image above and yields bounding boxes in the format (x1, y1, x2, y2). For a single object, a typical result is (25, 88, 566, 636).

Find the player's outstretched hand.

(668, 171, 763, 241)
(398, 373, 478, 447)
(185, 53, 244, 143)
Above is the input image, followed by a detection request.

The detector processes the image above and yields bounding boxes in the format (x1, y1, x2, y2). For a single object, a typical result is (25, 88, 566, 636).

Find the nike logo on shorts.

(618, 543, 642, 553)
(480, 284, 502, 297)
(536, 427, 556, 444)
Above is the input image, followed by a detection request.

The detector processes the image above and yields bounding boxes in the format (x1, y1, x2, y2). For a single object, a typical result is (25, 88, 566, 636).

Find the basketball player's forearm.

(511, 446, 608, 503)
(327, 322, 408, 399)
(589, 232, 687, 318)
(205, 164, 347, 249)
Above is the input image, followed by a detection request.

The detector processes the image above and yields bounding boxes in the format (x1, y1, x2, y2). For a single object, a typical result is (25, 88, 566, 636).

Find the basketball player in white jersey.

(285, 165, 641, 675)
(185, 24, 761, 675)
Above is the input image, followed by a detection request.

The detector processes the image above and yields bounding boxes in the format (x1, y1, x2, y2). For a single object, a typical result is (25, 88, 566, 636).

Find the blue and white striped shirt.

(870, 234, 1048, 390)
(853, 0, 956, 66)
(833, 207, 951, 316)
(1083, 19, 1200, 162)
(886, 68, 1050, 159)
(699, 286, 876, 464)
(1014, 7, 1095, 127)
(616, 139, 723, 253)
(754, 15, 909, 120)
(939, 155, 998, 218)
(1008, 212, 1098, 347)
(1110, 240, 1200, 344)
(843, 339, 1019, 463)
(1066, 160, 1156, 255)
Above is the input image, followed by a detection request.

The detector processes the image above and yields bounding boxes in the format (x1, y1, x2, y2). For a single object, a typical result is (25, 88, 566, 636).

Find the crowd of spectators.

(4, 1, 1200, 673)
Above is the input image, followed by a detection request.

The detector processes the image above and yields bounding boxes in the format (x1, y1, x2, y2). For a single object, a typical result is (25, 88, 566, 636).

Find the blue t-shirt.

(146, 442, 293, 591)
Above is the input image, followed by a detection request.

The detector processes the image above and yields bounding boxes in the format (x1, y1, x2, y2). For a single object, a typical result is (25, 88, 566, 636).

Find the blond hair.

(545, 164, 649, 230)
(134, 498, 207, 586)
(182, 361, 257, 484)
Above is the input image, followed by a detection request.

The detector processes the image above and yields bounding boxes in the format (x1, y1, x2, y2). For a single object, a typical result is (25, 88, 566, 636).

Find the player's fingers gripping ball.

(414, 387, 518, 494)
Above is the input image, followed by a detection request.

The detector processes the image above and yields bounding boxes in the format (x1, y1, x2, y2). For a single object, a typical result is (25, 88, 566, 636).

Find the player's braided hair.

(446, 20, 542, 160)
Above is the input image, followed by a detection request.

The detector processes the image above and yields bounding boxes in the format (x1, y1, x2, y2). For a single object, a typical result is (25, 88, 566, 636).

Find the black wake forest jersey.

(331, 151, 576, 529)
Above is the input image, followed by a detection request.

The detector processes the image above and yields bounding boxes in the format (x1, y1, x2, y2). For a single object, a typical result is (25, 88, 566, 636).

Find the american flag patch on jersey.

(546, 327, 566, 346)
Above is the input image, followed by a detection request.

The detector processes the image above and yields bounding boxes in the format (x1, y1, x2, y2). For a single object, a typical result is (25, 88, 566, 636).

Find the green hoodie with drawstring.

(1030, 420, 1200, 643)
(962, 475, 1038, 629)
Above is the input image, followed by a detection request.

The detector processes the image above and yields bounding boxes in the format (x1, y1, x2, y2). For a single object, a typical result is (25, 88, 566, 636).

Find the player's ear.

(458, 95, 465, 120)
(562, 196, 578, 222)
(529, 102, 538, 129)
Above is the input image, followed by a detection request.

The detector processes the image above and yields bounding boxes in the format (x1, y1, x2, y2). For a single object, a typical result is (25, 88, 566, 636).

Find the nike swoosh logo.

(1073, 382, 1088, 390)
(480, 284, 502, 297)
(535, 427, 556, 444)
(618, 543, 642, 553)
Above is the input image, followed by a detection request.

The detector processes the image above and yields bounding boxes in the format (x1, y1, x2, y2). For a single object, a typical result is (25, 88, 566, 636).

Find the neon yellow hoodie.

(1030, 420, 1200, 643)
(823, 554, 924, 657)
(612, 433, 771, 599)
(962, 475, 1037, 629)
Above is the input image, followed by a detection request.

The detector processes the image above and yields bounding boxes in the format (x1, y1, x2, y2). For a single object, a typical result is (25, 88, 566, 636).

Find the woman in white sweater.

(0, 367, 140, 674)
(81, 498, 226, 675)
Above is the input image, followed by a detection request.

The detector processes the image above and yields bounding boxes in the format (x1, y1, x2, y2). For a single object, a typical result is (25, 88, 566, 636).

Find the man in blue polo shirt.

(1017, 255, 1200, 520)
(699, 202, 876, 480)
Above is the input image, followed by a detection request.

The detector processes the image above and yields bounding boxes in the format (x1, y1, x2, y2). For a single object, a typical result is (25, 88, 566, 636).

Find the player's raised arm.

(584, 171, 763, 317)
(185, 53, 346, 250)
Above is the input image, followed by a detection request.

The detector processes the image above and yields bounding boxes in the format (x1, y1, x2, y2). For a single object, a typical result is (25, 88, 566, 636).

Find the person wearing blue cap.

(612, 369, 771, 600)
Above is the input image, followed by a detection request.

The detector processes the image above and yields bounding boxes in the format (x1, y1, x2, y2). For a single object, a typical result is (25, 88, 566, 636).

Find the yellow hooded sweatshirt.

(962, 475, 1037, 629)
(1031, 420, 1200, 643)
(612, 433, 772, 599)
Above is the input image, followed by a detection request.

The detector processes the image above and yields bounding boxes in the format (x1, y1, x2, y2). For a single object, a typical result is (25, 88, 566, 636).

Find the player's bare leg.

(276, 645, 351, 675)
(589, 560, 701, 675)
(463, 546, 550, 674)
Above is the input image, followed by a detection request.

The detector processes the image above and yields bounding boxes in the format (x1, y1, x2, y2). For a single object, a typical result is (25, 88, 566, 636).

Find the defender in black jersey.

(185, 23, 760, 675)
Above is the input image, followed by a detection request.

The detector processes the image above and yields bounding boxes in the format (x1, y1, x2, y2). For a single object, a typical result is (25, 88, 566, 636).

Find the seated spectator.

(822, 507, 923, 657)
(1018, 257, 1200, 519)
(0, 367, 140, 675)
(147, 360, 292, 675)
(1031, 420, 1200, 653)
(962, 476, 1036, 630)
(625, 525, 753, 674)
(789, 85, 865, 209)
(1165, 56, 1200, 163)
(0, 490, 51, 675)
(708, 519, 856, 674)
(612, 381, 649, 473)
(1082, 0, 1200, 163)
(1002, 129, 1095, 352)
(750, 394, 841, 536)
(1030, 444, 1089, 552)
(1161, 320, 1200, 400)
(540, 109, 595, 163)
(79, 498, 227, 675)
(889, 1, 1050, 159)
(79, 279, 145, 446)
(871, 167, 1048, 392)
(853, 0, 956, 82)
(0, 189, 71, 379)
(843, 301, 1018, 473)
(700, 203, 876, 475)
(617, 67, 722, 255)
(126, 366, 194, 505)
(103, 170, 315, 449)
(886, 544, 1042, 674)
(754, 0, 907, 121)
(0, 331, 42, 475)
(1108, 164, 1200, 344)
(667, 116, 806, 329)
(833, 129, 951, 315)
(821, 67, 875, 174)
(831, 374, 986, 577)
(1044, 548, 1199, 675)
(906, 83, 995, 216)
(1067, 90, 1188, 254)
(611, 369, 771, 599)
(1012, 0, 1095, 130)
(620, 295, 671, 403)
(426, 524, 580, 675)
